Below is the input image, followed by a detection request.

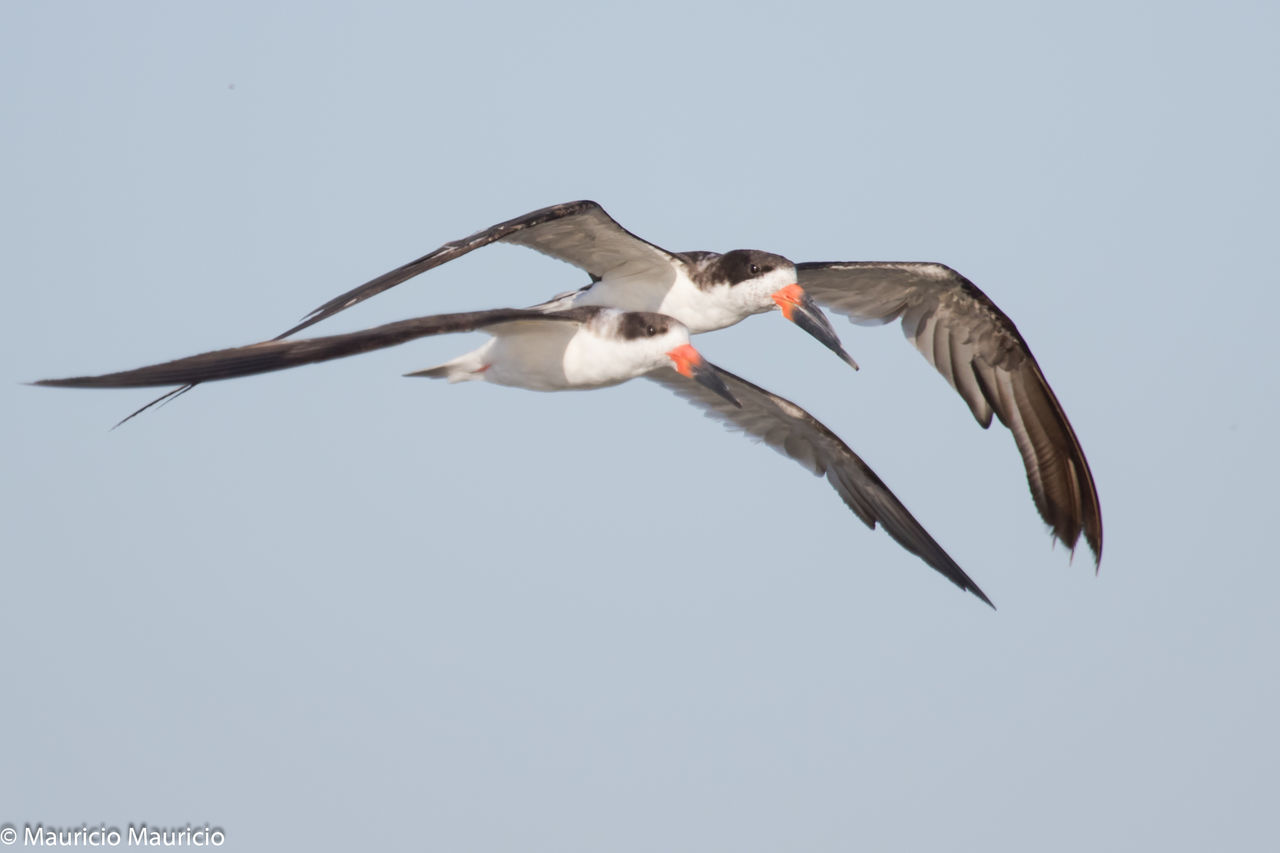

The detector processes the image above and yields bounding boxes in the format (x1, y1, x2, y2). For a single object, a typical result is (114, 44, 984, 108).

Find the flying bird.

(260, 200, 1102, 565)
(35, 306, 993, 606)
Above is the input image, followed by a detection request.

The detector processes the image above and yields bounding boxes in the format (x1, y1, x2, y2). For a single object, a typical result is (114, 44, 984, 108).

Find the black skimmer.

(263, 200, 1102, 565)
(34, 306, 993, 606)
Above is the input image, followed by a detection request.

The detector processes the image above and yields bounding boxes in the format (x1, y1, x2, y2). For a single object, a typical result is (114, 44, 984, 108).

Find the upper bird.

(278, 203, 858, 365)
(271, 200, 1102, 565)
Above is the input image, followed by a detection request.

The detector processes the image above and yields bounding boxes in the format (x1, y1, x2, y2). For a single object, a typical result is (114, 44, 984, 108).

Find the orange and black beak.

(772, 283, 859, 370)
(666, 344, 741, 408)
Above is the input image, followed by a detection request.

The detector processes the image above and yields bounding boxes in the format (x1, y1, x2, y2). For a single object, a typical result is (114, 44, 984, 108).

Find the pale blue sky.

(3, 1, 1278, 851)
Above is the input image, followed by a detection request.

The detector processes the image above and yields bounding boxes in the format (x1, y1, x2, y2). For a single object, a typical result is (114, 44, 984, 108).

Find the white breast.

(572, 270, 744, 334)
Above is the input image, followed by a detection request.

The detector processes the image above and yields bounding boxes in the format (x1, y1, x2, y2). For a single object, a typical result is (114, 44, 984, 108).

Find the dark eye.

(749, 263, 761, 275)
(646, 324, 656, 337)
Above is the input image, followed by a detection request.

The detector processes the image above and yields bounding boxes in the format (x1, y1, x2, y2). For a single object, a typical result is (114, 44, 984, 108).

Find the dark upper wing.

(34, 308, 595, 389)
(645, 364, 993, 607)
(118, 202, 676, 423)
(797, 261, 1101, 565)
(279, 200, 678, 339)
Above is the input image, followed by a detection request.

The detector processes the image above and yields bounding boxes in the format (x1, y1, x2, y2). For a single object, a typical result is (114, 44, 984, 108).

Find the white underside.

(412, 319, 670, 391)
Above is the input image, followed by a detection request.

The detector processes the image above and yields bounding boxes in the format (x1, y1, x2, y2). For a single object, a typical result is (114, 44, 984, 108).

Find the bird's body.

(534, 250, 799, 335)
(406, 309, 720, 392)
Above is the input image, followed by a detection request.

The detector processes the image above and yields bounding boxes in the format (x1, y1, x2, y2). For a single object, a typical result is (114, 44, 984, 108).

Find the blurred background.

(3, 1, 1277, 850)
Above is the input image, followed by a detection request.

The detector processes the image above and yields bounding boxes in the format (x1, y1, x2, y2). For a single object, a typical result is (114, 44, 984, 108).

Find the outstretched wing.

(281, 200, 678, 339)
(796, 261, 1101, 565)
(34, 308, 595, 389)
(646, 364, 993, 607)
(120, 202, 678, 423)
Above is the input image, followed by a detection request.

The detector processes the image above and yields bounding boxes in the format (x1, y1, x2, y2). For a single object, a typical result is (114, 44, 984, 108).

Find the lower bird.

(34, 305, 993, 606)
